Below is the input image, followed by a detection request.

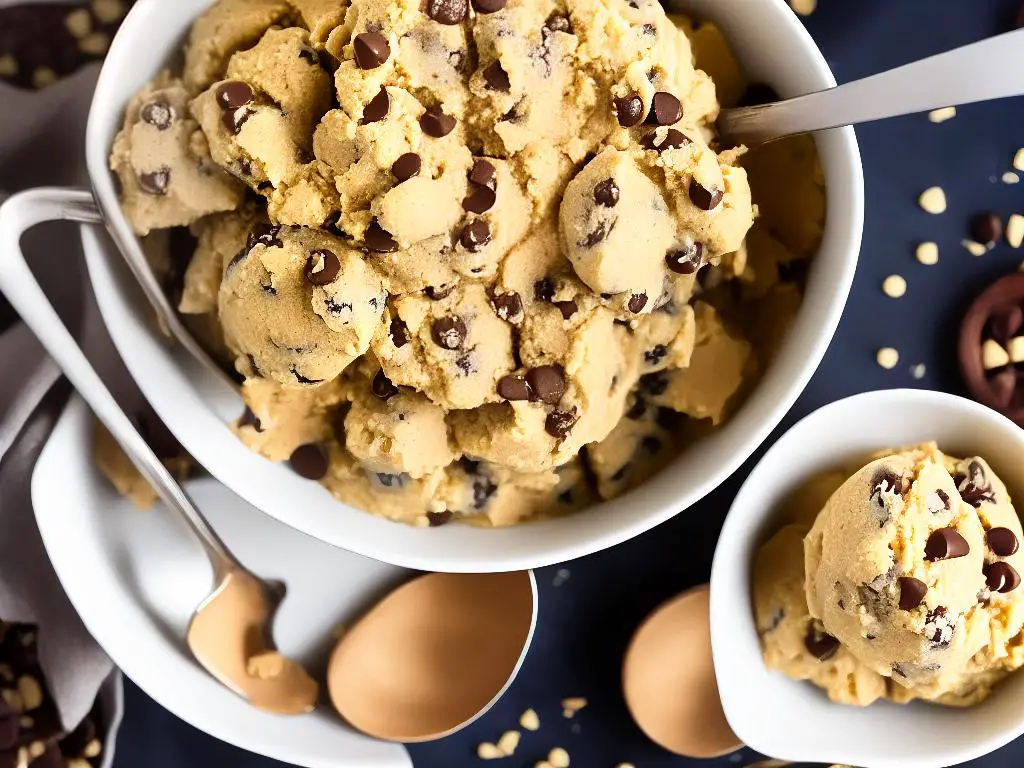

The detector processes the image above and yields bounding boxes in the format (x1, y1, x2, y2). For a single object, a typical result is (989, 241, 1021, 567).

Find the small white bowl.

(710, 389, 1024, 768)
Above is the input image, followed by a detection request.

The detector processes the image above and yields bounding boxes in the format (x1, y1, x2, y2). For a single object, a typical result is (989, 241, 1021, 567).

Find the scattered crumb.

(915, 242, 939, 265)
(927, 107, 956, 123)
(0, 55, 17, 78)
(962, 239, 989, 257)
(497, 731, 521, 756)
(876, 348, 899, 370)
(548, 748, 571, 768)
(519, 708, 540, 731)
(477, 742, 504, 760)
(788, 0, 816, 15)
(1004, 172, 1021, 185)
(561, 697, 587, 718)
(552, 568, 570, 587)
(911, 364, 926, 380)
(64, 8, 93, 39)
(982, 339, 1010, 370)
(1007, 214, 1024, 249)
(79, 32, 111, 56)
(918, 186, 946, 214)
(31, 67, 57, 89)
(1009, 337, 1024, 364)
(91, 0, 126, 24)
(882, 275, 906, 298)
(1015, 148, 1024, 172)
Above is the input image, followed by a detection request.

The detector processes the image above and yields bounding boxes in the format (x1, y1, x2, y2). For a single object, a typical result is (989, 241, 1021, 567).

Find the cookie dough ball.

(109, 75, 244, 235)
(371, 283, 516, 410)
(804, 448, 988, 696)
(234, 377, 347, 462)
(344, 379, 456, 479)
(180, 208, 261, 314)
(219, 225, 385, 386)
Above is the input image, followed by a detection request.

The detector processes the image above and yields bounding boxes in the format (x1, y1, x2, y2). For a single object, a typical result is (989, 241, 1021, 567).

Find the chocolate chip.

(420, 104, 456, 136)
(926, 489, 951, 513)
(483, 60, 510, 91)
(354, 32, 390, 69)
(645, 91, 681, 126)
(492, 292, 523, 322)
(553, 300, 577, 319)
(472, 0, 506, 12)
(364, 220, 398, 252)
(984, 561, 1021, 593)
(248, 222, 283, 250)
(389, 317, 409, 347)
(954, 461, 995, 506)
(593, 178, 619, 207)
(425, 509, 454, 527)
(361, 86, 390, 124)
(425, 285, 454, 300)
(534, 278, 555, 302)
(665, 242, 704, 274)
(545, 410, 576, 439)
(527, 365, 565, 404)
(304, 249, 340, 286)
(469, 159, 497, 188)
(427, 0, 467, 24)
(898, 576, 927, 610)
(432, 316, 467, 349)
(137, 167, 170, 195)
(140, 99, 174, 129)
(579, 219, 612, 247)
(613, 93, 644, 127)
(804, 623, 839, 661)
(925, 527, 971, 561)
(970, 212, 1003, 247)
(216, 81, 254, 110)
(689, 179, 724, 210)
(463, 183, 496, 214)
(497, 375, 530, 401)
(642, 128, 689, 151)
(290, 443, 328, 480)
(371, 369, 399, 399)
(987, 527, 1020, 556)
(628, 293, 647, 313)
(460, 220, 490, 251)
(391, 152, 421, 182)
(644, 344, 667, 366)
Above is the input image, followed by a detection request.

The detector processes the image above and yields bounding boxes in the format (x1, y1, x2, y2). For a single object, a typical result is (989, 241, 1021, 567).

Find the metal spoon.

(718, 28, 1024, 146)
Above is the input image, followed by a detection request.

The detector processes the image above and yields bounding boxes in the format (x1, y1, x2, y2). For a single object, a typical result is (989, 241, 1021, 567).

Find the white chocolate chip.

(477, 742, 504, 760)
(789, 0, 817, 15)
(1007, 214, 1024, 249)
(31, 68, 57, 89)
(83, 739, 103, 758)
(17, 676, 42, 711)
(548, 748, 571, 768)
(64, 8, 93, 38)
(911, 364, 926, 380)
(927, 107, 956, 123)
(91, 0, 126, 23)
(876, 347, 899, 370)
(1015, 148, 1024, 172)
(915, 242, 939, 265)
(519, 708, 540, 731)
(79, 32, 111, 56)
(1004, 172, 1021, 185)
(882, 275, 906, 298)
(982, 339, 1010, 370)
(918, 186, 946, 214)
(497, 730, 520, 755)
(962, 239, 988, 257)
(0, 55, 17, 78)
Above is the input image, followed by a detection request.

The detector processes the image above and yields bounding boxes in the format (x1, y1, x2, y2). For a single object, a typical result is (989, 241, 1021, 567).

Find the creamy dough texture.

(109, 0, 823, 526)
(756, 444, 1024, 707)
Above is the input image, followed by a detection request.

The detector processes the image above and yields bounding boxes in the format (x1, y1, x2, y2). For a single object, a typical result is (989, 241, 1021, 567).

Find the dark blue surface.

(112, 2, 1024, 766)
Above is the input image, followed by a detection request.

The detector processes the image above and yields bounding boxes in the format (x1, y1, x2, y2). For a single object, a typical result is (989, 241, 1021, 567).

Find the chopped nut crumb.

(982, 339, 1010, 370)
(918, 186, 946, 214)
(1004, 172, 1020, 185)
(519, 708, 540, 731)
(83, 739, 103, 758)
(31, 68, 57, 90)
(882, 275, 906, 298)
(927, 107, 956, 123)
(962, 239, 988, 257)
(1007, 214, 1024, 249)
(64, 8, 93, 39)
(245, 652, 285, 680)
(1015, 148, 1024, 173)
(789, 0, 816, 15)
(915, 242, 939, 265)
(911, 364, 926, 380)
(497, 730, 520, 755)
(0, 55, 17, 78)
(79, 32, 111, 56)
(876, 347, 899, 370)
(16, 676, 42, 711)
(92, 0, 126, 23)
(548, 747, 571, 768)
(477, 742, 504, 760)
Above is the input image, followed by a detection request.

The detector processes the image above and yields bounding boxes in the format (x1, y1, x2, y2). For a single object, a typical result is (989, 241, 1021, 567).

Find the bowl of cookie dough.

(25, 0, 861, 570)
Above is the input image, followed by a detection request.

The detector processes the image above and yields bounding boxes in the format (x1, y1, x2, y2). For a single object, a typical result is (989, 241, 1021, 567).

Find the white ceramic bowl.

(75, 0, 861, 572)
(711, 390, 1024, 768)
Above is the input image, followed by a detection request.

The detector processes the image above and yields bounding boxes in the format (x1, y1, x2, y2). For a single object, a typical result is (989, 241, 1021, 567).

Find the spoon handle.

(719, 28, 1024, 145)
(0, 188, 240, 578)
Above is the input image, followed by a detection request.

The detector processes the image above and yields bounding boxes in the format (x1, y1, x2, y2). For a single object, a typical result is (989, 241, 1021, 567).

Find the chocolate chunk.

(666, 242, 704, 274)
(969, 212, 1003, 247)
(469, 159, 497, 188)
(137, 167, 170, 195)
(628, 293, 648, 313)
(924, 606, 954, 646)
(954, 461, 995, 507)
(613, 93, 644, 127)
(364, 220, 398, 252)
(804, 623, 839, 661)
(289, 443, 328, 480)
(354, 32, 390, 69)
(432, 316, 467, 349)
(491, 292, 523, 322)
(361, 86, 390, 123)
(427, 510, 454, 526)
(987, 527, 1020, 557)
(984, 561, 1021, 593)
(689, 179, 724, 210)
(545, 410, 576, 438)
(534, 278, 555, 302)
(304, 249, 340, 286)
(483, 60, 510, 91)
(248, 222, 283, 250)
(926, 489, 951, 513)
(553, 300, 577, 320)
(427, 0, 467, 24)
(472, 0, 506, 12)
(642, 128, 689, 151)
(463, 183, 496, 214)
(527, 365, 565, 404)
(391, 152, 421, 182)
(645, 91, 681, 125)
(644, 344, 667, 366)
(371, 369, 399, 399)
(593, 178, 619, 207)
(925, 527, 970, 561)
(389, 317, 409, 348)
(216, 81, 254, 110)
(420, 104, 456, 136)
(460, 220, 491, 251)
(497, 375, 530, 401)
(140, 100, 174, 130)
(898, 576, 927, 611)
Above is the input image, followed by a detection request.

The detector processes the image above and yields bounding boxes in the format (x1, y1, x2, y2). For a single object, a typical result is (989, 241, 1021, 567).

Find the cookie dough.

(110, 0, 826, 526)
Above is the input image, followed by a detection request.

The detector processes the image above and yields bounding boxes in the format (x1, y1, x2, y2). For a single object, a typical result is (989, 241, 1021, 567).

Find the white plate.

(32, 396, 414, 768)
